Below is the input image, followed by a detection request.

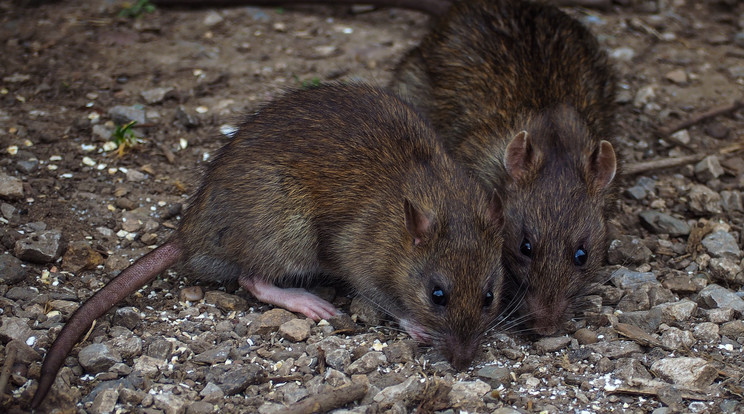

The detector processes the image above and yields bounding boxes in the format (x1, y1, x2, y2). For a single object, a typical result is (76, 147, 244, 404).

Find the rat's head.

(500, 108, 617, 336)
(392, 185, 505, 370)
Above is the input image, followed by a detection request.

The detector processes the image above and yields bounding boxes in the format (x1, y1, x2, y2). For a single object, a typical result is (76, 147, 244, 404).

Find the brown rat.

(32, 83, 504, 408)
(389, 0, 619, 335)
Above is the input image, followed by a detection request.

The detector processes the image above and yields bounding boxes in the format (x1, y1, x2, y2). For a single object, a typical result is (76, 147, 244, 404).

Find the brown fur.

(390, 0, 620, 335)
(33, 83, 504, 408)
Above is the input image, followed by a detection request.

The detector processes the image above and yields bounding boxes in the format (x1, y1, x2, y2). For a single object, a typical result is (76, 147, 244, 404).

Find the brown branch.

(622, 154, 705, 176)
(657, 100, 744, 137)
(275, 382, 368, 414)
(0, 341, 18, 398)
(623, 142, 744, 176)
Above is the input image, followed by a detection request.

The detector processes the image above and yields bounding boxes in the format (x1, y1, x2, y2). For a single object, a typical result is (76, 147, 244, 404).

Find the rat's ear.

(589, 140, 616, 190)
(504, 131, 536, 181)
(405, 199, 434, 246)
(487, 191, 503, 229)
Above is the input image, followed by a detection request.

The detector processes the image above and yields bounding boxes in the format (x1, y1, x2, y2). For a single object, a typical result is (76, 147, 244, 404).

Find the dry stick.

(622, 154, 705, 176)
(657, 99, 744, 137)
(0, 342, 18, 398)
(623, 142, 744, 176)
(275, 382, 368, 414)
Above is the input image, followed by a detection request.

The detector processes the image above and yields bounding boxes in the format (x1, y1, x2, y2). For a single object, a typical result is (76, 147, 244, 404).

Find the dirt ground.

(1, 0, 743, 413)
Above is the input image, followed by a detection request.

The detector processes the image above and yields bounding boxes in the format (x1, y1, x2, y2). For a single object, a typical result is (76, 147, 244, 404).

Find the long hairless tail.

(31, 240, 183, 409)
(151, 0, 453, 17)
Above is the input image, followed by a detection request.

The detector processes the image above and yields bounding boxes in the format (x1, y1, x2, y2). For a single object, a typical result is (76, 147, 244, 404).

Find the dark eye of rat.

(574, 246, 588, 266)
(484, 291, 493, 308)
(519, 238, 532, 258)
(431, 287, 447, 306)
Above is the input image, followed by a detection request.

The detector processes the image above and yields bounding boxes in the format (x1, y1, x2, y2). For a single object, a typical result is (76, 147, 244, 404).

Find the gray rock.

(624, 185, 647, 200)
(651, 357, 718, 388)
(608, 236, 653, 265)
(660, 327, 696, 349)
(0, 173, 24, 200)
(350, 296, 381, 326)
(153, 391, 188, 414)
(617, 308, 663, 333)
(175, 106, 200, 128)
(16, 158, 39, 174)
(203, 10, 224, 26)
(109, 105, 147, 125)
(694, 155, 724, 182)
(692, 322, 720, 342)
(1, 202, 16, 220)
(199, 382, 224, 403)
(709, 257, 743, 284)
(347, 351, 386, 374)
(373, 376, 422, 406)
(141, 87, 173, 104)
(279, 318, 312, 342)
(534, 336, 571, 353)
(574, 328, 599, 345)
(14, 229, 65, 263)
(702, 230, 741, 259)
(611, 267, 658, 289)
(476, 365, 512, 388)
(79, 343, 122, 374)
(720, 320, 744, 338)
(588, 340, 643, 359)
(125, 168, 147, 182)
(654, 299, 698, 323)
(92, 124, 113, 140)
(133, 355, 167, 377)
(0, 316, 32, 342)
(721, 191, 743, 212)
(194, 345, 230, 365)
(382, 340, 416, 364)
(639, 210, 690, 236)
(114, 307, 142, 330)
(6, 286, 40, 301)
(614, 357, 653, 382)
(493, 408, 522, 414)
(205, 290, 249, 314)
(705, 307, 736, 323)
(90, 387, 119, 414)
(187, 401, 217, 414)
(206, 364, 263, 395)
(698, 284, 744, 313)
(448, 380, 490, 409)
(325, 348, 351, 372)
(688, 184, 722, 215)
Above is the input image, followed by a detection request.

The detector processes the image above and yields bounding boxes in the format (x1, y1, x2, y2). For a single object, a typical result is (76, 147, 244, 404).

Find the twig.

(275, 382, 368, 414)
(623, 141, 744, 176)
(0, 341, 18, 398)
(657, 100, 744, 137)
(622, 154, 705, 176)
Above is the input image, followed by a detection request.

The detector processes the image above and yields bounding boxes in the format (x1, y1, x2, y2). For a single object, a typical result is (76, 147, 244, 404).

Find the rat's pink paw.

(240, 277, 339, 321)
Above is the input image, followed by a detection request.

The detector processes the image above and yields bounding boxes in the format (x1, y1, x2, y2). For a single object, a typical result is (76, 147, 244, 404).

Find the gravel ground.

(1, 0, 743, 413)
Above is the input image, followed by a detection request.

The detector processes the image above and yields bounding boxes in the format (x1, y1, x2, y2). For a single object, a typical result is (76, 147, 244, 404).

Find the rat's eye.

(484, 291, 494, 308)
(574, 246, 588, 266)
(520, 238, 532, 258)
(431, 286, 447, 306)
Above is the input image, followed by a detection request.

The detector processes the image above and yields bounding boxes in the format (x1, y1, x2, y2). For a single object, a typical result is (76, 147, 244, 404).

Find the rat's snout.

(526, 294, 568, 336)
(440, 333, 481, 371)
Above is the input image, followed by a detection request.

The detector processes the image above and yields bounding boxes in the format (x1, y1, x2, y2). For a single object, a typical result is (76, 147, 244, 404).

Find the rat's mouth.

(398, 318, 432, 343)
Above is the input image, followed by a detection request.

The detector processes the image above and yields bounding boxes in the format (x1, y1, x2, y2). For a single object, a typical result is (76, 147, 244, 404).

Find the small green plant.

(118, 0, 155, 18)
(112, 121, 141, 156)
(293, 75, 322, 89)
